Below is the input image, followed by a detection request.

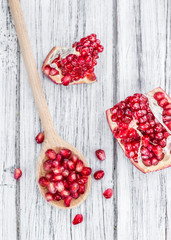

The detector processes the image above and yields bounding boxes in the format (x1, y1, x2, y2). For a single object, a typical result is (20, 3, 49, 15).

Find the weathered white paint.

(0, 0, 171, 239)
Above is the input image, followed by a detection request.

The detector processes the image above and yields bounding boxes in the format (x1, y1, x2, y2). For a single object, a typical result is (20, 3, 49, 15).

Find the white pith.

(106, 88, 171, 173)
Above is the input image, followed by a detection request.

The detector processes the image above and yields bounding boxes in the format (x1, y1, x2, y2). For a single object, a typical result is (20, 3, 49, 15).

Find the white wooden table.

(1, 0, 171, 239)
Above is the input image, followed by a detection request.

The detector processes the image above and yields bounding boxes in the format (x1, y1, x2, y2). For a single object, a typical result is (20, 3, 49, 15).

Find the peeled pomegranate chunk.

(42, 34, 103, 86)
(106, 87, 171, 173)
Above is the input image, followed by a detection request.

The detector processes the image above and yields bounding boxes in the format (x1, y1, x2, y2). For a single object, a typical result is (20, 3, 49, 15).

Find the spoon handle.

(8, 0, 55, 135)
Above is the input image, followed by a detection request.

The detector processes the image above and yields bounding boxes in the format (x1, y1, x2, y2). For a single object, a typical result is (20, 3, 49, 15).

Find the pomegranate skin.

(106, 87, 171, 173)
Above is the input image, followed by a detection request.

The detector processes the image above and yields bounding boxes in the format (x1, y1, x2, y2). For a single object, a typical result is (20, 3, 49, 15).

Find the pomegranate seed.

(151, 158, 159, 166)
(56, 153, 62, 161)
(103, 188, 113, 199)
(70, 155, 79, 163)
(78, 184, 85, 194)
(71, 192, 79, 199)
(81, 167, 92, 176)
(48, 182, 57, 194)
(39, 177, 49, 187)
(77, 176, 88, 185)
(62, 169, 70, 177)
(45, 149, 56, 160)
(164, 103, 171, 109)
(94, 170, 105, 180)
(163, 109, 171, 116)
(53, 193, 62, 201)
(35, 132, 44, 144)
(14, 168, 22, 180)
(158, 98, 168, 107)
(50, 68, 59, 76)
(75, 160, 84, 172)
(165, 121, 171, 130)
(64, 196, 72, 207)
(51, 174, 63, 181)
(67, 173, 77, 183)
(43, 159, 53, 171)
(43, 65, 51, 76)
(72, 214, 83, 225)
(45, 192, 54, 202)
(67, 160, 76, 171)
(70, 182, 79, 194)
(60, 189, 70, 199)
(95, 149, 106, 161)
(153, 92, 165, 101)
(143, 159, 152, 166)
(63, 180, 69, 189)
(54, 181, 64, 192)
(45, 171, 54, 180)
(60, 149, 71, 158)
(52, 159, 60, 168)
(53, 166, 64, 175)
(61, 75, 72, 86)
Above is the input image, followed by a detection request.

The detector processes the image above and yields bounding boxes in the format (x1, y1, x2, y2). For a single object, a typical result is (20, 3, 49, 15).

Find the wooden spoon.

(8, 0, 91, 209)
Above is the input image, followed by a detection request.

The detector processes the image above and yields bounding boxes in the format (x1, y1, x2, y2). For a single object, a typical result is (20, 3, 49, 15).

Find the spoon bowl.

(9, 0, 91, 209)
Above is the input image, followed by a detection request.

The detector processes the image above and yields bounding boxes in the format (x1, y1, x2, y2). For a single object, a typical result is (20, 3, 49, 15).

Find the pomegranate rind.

(42, 47, 97, 85)
(106, 87, 171, 174)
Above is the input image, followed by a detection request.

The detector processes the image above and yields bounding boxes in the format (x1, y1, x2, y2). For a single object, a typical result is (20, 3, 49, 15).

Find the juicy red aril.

(39, 177, 49, 187)
(95, 149, 106, 161)
(67, 160, 75, 171)
(43, 159, 53, 171)
(14, 168, 22, 180)
(60, 149, 71, 158)
(70, 182, 79, 194)
(106, 88, 171, 173)
(43, 34, 103, 86)
(81, 167, 92, 176)
(64, 196, 72, 207)
(52, 159, 60, 168)
(72, 214, 83, 225)
(56, 153, 62, 161)
(67, 173, 77, 183)
(45, 171, 54, 180)
(51, 174, 63, 181)
(54, 181, 64, 192)
(45, 192, 54, 202)
(53, 193, 62, 201)
(45, 149, 56, 160)
(62, 169, 70, 177)
(71, 192, 79, 199)
(35, 132, 44, 144)
(60, 189, 70, 199)
(70, 155, 79, 163)
(75, 160, 84, 172)
(77, 176, 88, 185)
(48, 182, 57, 194)
(103, 189, 113, 199)
(78, 184, 85, 194)
(94, 170, 104, 180)
(53, 166, 64, 174)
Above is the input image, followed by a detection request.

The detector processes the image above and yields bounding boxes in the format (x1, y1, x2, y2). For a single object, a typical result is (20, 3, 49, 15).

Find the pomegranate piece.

(39, 177, 49, 187)
(72, 214, 83, 225)
(14, 168, 22, 180)
(95, 149, 106, 161)
(45, 192, 54, 202)
(103, 188, 113, 199)
(45, 149, 56, 160)
(42, 34, 103, 86)
(64, 196, 72, 207)
(60, 149, 71, 158)
(81, 167, 92, 176)
(106, 87, 171, 173)
(35, 132, 44, 144)
(94, 170, 105, 180)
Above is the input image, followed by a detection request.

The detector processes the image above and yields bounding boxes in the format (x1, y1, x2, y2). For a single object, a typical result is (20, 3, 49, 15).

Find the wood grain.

(0, 0, 171, 239)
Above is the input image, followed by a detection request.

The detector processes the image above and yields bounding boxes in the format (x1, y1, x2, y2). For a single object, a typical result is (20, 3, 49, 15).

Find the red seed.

(45, 171, 54, 180)
(14, 168, 22, 180)
(53, 166, 64, 175)
(62, 169, 70, 177)
(94, 170, 105, 180)
(67, 173, 77, 183)
(48, 182, 57, 194)
(45, 149, 56, 160)
(67, 160, 76, 171)
(45, 192, 54, 202)
(53, 193, 62, 201)
(60, 189, 70, 199)
(39, 177, 49, 187)
(54, 181, 64, 192)
(151, 158, 159, 166)
(43, 65, 51, 76)
(71, 192, 79, 199)
(153, 92, 165, 101)
(52, 159, 60, 168)
(64, 196, 72, 207)
(81, 167, 92, 176)
(61, 75, 72, 86)
(56, 153, 62, 161)
(60, 149, 72, 158)
(43, 159, 53, 171)
(95, 149, 106, 161)
(50, 68, 59, 76)
(72, 214, 83, 225)
(70, 155, 79, 163)
(35, 132, 44, 144)
(70, 182, 79, 194)
(158, 98, 168, 107)
(103, 188, 113, 199)
(143, 159, 152, 166)
(78, 184, 85, 194)
(75, 160, 84, 172)
(51, 174, 63, 181)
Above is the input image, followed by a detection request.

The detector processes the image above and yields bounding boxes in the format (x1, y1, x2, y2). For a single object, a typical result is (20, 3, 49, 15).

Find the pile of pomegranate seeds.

(14, 168, 22, 180)
(72, 214, 83, 225)
(38, 148, 92, 207)
(35, 132, 44, 144)
(42, 34, 103, 86)
(106, 87, 171, 173)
